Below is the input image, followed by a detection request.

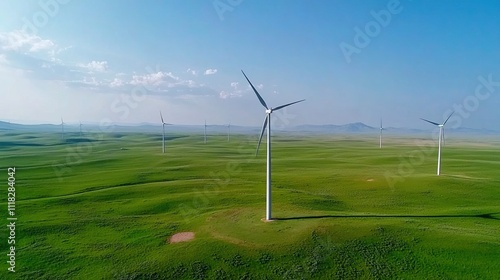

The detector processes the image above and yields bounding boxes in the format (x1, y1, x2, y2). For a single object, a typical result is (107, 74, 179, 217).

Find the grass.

(0, 130, 499, 279)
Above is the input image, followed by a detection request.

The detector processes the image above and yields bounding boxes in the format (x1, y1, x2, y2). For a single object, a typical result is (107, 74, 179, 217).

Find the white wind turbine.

(160, 111, 171, 153)
(60, 118, 65, 140)
(204, 120, 207, 144)
(79, 122, 83, 136)
(227, 123, 231, 142)
(242, 70, 305, 221)
(420, 112, 454, 176)
(379, 119, 383, 149)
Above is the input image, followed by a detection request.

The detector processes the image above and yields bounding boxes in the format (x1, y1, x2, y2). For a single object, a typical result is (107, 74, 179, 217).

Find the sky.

(0, 0, 499, 130)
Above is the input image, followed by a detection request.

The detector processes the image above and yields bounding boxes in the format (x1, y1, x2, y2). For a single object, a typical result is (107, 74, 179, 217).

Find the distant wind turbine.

(227, 123, 231, 142)
(379, 119, 383, 149)
(160, 111, 171, 153)
(242, 70, 305, 221)
(79, 122, 83, 136)
(420, 112, 454, 176)
(204, 120, 207, 144)
(60, 118, 65, 140)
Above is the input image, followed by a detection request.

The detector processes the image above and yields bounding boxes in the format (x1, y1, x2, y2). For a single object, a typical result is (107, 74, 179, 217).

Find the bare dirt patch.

(168, 232, 195, 244)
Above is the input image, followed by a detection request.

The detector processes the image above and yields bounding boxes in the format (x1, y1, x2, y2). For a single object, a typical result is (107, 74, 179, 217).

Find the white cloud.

(257, 84, 264, 89)
(110, 77, 124, 88)
(0, 30, 70, 73)
(204, 68, 218, 75)
(176, 79, 197, 88)
(219, 81, 245, 99)
(78, 60, 108, 72)
(0, 54, 7, 64)
(219, 91, 230, 99)
(0, 30, 56, 52)
(130, 71, 169, 86)
(219, 90, 243, 99)
(187, 68, 197, 75)
(129, 71, 200, 90)
(82, 76, 100, 86)
(165, 72, 180, 81)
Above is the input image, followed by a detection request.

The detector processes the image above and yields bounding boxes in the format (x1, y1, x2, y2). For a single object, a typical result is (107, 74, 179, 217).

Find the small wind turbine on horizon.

(379, 119, 383, 149)
(60, 118, 65, 140)
(242, 70, 305, 221)
(227, 123, 231, 142)
(420, 112, 454, 176)
(79, 122, 83, 136)
(204, 120, 207, 144)
(160, 111, 171, 153)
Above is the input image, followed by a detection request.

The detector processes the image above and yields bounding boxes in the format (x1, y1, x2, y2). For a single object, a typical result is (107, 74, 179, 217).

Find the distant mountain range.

(1, 121, 499, 135)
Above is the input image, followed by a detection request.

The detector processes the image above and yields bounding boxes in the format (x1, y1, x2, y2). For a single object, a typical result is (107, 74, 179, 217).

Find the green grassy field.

(1, 130, 499, 279)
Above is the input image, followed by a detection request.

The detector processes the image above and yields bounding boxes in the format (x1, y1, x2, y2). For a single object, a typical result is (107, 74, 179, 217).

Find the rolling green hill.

(1, 131, 499, 279)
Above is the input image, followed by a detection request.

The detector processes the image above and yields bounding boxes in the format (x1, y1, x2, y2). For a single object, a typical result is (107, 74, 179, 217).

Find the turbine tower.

(379, 119, 383, 149)
(204, 120, 207, 144)
(227, 123, 231, 142)
(242, 70, 305, 221)
(420, 112, 454, 176)
(160, 111, 171, 153)
(79, 122, 83, 136)
(60, 118, 65, 140)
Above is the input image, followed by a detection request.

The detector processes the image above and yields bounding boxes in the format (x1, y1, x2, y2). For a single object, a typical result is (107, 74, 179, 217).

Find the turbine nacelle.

(266, 109, 272, 114)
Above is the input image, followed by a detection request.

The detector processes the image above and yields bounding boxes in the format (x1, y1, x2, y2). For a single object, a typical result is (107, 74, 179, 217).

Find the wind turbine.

(379, 119, 383, 149)
(79, 122, 83, 136)
(420, 112, 454, 176)
(60, 118, 65, 140)
(242, 70, 305, 221)
(227, 123, 231, 142)
(204, 120, 208, 144)
(160, 111, 171, 153)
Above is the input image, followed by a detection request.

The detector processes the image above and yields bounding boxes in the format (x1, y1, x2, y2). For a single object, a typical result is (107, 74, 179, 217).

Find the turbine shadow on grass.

(276, 212, 500, 221)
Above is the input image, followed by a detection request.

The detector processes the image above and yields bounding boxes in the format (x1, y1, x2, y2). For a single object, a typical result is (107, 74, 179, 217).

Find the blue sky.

(0, 0, 499, 129)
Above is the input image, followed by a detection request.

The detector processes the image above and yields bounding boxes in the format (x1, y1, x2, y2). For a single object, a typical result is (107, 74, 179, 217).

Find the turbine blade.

(160, 111, 164, 123)
(256, 115, 268, 156)
(273, 99, 305, 111)
(420, 118, 440, 126)
(241, 70, 268, 109)
(443, 111, 454, 125)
